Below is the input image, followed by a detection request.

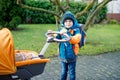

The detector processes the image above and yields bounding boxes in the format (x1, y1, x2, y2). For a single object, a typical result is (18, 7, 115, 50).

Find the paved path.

(31, 51, 120, 80)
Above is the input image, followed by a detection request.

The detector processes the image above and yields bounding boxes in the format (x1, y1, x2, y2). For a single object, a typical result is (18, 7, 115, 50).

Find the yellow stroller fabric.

(0, 28, 16, 75)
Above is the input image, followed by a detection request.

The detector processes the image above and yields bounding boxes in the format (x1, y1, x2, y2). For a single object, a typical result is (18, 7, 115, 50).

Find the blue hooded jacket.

(56, 11, 81, 62)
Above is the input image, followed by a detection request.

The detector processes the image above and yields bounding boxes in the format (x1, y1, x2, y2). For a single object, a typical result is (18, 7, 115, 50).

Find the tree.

(0, 0, 22, 30)
(17, 0, 112, 31)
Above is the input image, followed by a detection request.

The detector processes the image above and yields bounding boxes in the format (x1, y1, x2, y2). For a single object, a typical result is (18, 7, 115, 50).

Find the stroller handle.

(45, 31, 71, 42)
(39, 31, 71, 57)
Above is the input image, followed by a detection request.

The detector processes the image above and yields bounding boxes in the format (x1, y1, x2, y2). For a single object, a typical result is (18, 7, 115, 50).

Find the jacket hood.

(61, 11, 79, 29)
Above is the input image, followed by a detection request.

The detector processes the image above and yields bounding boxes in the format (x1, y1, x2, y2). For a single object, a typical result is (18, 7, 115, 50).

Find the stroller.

(0, 28, 71, 80)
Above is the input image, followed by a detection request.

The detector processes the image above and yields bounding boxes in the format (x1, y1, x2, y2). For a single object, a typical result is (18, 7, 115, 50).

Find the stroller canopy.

(0, 28, 16, 75)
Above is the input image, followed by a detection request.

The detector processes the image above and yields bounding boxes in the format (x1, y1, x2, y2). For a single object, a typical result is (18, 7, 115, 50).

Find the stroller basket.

(0, 28, 50, 80)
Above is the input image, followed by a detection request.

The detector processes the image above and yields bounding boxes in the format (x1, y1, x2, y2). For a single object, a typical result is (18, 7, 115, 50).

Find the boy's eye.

(65, 20, 72, 23)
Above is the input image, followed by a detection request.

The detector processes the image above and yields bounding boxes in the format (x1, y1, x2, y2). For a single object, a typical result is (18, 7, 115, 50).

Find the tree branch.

(76, 0, 96, 18)
(17, 0, 61, 18)
(54, 0, 65, 13)
(65, 0, 70, 10)
(84, 0, 112, 31)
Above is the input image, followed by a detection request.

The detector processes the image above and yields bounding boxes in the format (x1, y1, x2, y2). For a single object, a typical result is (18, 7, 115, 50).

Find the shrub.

(23, 1, 107, 24)
(109, 19, 119, 24)
(9, 16, 21, 29)
(0, 0, 23, 30)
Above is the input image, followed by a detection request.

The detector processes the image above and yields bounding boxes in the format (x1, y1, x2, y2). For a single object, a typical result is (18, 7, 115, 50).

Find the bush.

(23, 0, 56, 24)
(23, 1, 107, 24)
(0, 0, 23, 30)
(109, 19, 119, 24)
(9, 16, 21, 29)
(0, 0, 107, 28)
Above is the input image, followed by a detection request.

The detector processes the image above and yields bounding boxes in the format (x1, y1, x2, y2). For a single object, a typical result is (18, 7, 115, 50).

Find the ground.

(31, 51, 120, 80)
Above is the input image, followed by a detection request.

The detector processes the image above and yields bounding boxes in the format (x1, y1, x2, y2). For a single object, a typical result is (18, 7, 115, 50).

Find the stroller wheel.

(0, 75, 13, 80)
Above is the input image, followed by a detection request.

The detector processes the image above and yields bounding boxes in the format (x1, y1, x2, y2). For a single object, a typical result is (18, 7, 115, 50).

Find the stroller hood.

(0, 28, 16, 75)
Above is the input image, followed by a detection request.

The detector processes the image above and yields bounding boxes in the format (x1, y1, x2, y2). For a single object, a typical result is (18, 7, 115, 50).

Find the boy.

(49, 11, 81, 80)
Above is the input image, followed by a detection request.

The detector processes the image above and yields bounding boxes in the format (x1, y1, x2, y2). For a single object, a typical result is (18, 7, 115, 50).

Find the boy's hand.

(60, 28, 67, 35)
(47, 30, 53, 37)
(48, 30, 52, 32)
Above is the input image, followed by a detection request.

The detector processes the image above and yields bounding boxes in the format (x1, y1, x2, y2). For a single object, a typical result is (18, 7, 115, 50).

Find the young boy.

(56, 11, 81, 80)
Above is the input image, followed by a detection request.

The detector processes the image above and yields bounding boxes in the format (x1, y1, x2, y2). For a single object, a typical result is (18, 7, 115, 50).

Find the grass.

(80, 24, 120, 55)
(11, 24, 120, 58)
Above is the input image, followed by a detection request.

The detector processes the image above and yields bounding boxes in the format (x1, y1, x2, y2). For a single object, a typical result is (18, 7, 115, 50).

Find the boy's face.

(64, 19, 73, 29)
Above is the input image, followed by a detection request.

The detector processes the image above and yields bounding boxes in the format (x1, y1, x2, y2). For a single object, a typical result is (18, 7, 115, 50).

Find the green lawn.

(12, 24, 120, 58)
